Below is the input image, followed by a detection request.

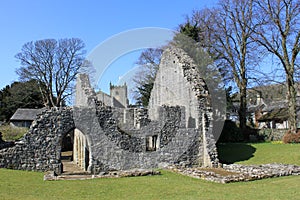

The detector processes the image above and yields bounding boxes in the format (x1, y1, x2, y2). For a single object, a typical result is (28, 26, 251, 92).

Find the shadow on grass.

(217, 143, 256, 164)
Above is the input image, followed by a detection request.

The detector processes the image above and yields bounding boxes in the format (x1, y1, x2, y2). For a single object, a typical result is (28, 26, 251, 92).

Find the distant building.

(255, 98, 300, 129)
(246, 94, 300, 129)
(229, 84, 300, 129)
(96, 83, 129, 108)
(10, 108, 43, 128)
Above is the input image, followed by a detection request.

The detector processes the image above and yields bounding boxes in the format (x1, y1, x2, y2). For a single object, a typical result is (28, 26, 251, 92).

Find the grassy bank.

(0, 125, 28, 141)
(0, 143, 299, 200)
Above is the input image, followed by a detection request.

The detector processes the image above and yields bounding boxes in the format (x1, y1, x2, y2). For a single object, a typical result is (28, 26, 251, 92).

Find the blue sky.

(0, 0, 218, 93)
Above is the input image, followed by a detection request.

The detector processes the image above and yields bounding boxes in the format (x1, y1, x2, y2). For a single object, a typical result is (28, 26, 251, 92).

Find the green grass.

(0, 125, 28, 141)
(218, 142, 300, 165)
(0, 143, 299, 200)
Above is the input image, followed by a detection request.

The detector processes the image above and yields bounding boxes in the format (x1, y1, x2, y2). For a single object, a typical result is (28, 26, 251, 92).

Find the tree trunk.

(239, 84, 248, 139)
(286, 72, 297, 134)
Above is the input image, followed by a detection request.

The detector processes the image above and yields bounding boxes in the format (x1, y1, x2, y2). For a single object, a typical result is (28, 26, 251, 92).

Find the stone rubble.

(44, 169, 161, 181)
(168, 163, 300, 183)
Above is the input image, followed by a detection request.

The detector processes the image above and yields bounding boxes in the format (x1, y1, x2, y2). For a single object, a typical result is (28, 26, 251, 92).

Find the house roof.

(258, 107, 300, 122)
(10, 108, 43, 121)
(262, 100, 288, 112)
(258, 108, 288, 122)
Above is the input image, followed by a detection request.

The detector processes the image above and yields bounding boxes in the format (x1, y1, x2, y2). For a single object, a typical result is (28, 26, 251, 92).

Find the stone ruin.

(0, 46, 219, 175)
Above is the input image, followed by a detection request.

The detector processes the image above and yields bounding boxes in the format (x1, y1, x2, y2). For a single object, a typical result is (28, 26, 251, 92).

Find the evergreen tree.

(0, 80, 44, 121)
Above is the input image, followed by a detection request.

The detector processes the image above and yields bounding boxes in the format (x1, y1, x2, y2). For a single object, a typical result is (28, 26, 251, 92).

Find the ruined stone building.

(0, 46, 219, 174)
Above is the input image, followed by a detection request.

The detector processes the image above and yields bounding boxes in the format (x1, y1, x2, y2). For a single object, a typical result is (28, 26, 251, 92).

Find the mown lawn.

(0, 143, 299, 200)
(218, 142, 300, 165)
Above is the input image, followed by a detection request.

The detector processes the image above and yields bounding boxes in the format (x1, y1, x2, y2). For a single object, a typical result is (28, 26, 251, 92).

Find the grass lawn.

(0, 143, 299, 200)
(217, 142, 300, 165)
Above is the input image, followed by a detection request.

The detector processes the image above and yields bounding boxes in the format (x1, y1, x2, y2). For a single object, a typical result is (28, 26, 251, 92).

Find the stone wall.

(0, 108, 74, 174)
(75, 73, 97, 107)
(73, 104, 202, 173)
(0, 104, 216, 174)
(0, 69, 207, 174)
(148, 47, 203, 128)
(96, 91, 112, 107)
(148, 46, 219, 167)
(258, 128, 286, 141)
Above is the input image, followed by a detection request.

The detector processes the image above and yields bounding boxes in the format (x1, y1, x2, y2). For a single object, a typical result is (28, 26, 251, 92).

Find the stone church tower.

(110, 83, 129, 108)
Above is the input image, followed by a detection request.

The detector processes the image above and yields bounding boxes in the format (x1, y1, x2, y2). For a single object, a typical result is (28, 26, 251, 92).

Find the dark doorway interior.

(61, 131, 74, 161)
(61, 130, 75, 173)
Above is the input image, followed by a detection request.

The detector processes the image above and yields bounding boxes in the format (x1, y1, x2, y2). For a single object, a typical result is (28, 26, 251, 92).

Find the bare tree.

(133, 48, 163, 106)
(253, 0, 300, 133)
(187, 9, 221, 60)
(16, 38, 86, 108)
(198, 0, 258, 135)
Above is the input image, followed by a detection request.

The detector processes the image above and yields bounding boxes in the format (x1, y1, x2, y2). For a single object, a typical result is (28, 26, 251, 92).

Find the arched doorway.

(61, 130, 74, 160)
(60, 128, 91, 174)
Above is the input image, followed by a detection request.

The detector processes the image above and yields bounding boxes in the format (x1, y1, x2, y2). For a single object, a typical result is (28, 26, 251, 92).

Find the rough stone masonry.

(0, 46, 219, 174)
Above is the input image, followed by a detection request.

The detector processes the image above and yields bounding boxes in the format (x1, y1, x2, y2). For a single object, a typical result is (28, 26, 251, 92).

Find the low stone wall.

(44, 169, 161, 181)
(258, 128, 287, 141)
(170, 163, 300, 183)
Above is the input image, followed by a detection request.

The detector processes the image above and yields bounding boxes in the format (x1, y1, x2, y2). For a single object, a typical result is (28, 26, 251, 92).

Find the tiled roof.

(10, 108, 43, 121)
(258, 107, 300, 122)
(258, 108, 288, 122)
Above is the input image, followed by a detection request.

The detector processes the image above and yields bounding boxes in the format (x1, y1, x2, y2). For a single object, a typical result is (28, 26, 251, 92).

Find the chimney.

(257, 92, 262, 105)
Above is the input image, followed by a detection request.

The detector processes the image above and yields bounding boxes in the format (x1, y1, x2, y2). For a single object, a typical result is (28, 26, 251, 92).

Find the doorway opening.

(60, 128, 90, 174)
(61, 130, 74, 161)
